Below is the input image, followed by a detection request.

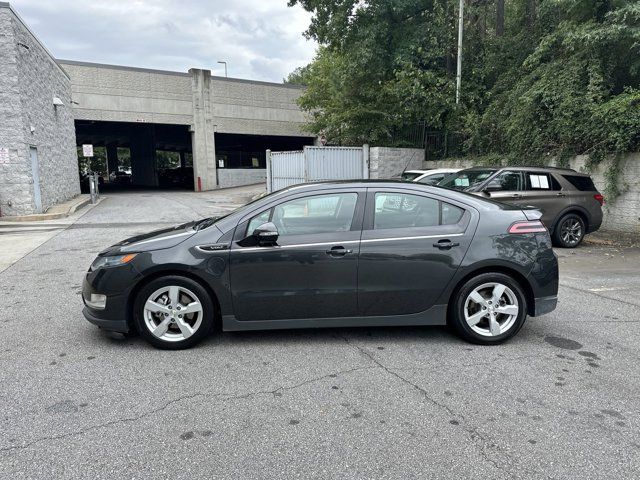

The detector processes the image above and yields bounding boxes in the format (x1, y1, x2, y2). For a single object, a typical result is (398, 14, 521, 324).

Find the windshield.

(400, 171, 424, 181)
(438, 169, 497, 190)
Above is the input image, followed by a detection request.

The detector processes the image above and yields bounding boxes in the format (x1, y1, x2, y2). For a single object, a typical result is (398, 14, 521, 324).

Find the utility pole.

(455, 0, 464, 104)
(217, 61, 228, 77)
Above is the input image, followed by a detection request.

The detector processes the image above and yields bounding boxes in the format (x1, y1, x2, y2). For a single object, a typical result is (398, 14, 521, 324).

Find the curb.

(0, 196, 94, 222)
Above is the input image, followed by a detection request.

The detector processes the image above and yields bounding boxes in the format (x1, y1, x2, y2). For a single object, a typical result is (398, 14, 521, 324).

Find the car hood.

(100, 221, 198, 255)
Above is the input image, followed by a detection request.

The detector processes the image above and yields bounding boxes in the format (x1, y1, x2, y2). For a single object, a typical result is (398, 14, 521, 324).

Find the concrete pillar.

(179, 151, 186, 168)
(189, 68, 217, 191)
(106, 144, 119, 177)
(129, 124, 157, 187)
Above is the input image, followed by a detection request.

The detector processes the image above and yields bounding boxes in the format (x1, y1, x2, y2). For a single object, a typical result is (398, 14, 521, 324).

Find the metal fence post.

(266, 149, 272, 193)
(362, 144, 370, 179)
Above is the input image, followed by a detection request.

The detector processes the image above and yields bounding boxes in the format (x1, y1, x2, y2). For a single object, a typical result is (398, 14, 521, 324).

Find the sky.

(9, 0, 317, 82)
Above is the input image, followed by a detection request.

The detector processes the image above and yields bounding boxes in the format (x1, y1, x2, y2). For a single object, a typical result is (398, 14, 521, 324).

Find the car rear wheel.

(133, 276, 214, 350)
(450, 273, 528, 345)
(553, 213, 585, 248)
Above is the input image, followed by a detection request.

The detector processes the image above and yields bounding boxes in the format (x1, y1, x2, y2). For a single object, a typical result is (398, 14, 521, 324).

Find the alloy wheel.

(143, 286, 203, 342)
(560, 218, 582, 246)
(464, 282, 519, 337)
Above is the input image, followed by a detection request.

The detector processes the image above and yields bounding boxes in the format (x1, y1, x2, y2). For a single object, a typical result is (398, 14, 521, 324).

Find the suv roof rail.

(518, 165, 577, 172)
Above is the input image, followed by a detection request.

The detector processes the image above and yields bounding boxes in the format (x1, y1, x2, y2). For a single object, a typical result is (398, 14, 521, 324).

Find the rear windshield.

(563, 175, 597, 191)
(400, 171, 425, 182)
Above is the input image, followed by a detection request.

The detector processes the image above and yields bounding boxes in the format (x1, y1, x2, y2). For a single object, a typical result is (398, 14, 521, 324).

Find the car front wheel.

(450, 273, 528, 345)
(133, 276, 214, 350)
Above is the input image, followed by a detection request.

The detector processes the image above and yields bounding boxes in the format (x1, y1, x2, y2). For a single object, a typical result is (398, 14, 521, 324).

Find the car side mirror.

(483, 182, 502, 194)
(252, 222, 279, 246)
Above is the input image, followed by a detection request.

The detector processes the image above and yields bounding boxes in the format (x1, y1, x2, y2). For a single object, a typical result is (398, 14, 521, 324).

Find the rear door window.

(373, 193, 464, 229)
(525, 172, 560, 191)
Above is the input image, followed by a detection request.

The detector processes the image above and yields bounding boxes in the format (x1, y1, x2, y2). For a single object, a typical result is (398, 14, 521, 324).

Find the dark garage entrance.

(75, 120, 193, 191)
(215, 133, 314, 169)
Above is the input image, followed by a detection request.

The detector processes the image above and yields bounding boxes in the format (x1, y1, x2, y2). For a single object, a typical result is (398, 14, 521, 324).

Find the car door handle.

(433, 239, 460, 250)
(511, 194, 523, 199)
(556, 192, 566, 197)
(326, 246, 353, 256)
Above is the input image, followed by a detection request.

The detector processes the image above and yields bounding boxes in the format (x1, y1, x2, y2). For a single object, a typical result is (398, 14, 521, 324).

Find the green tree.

(288, 0, 640, 160)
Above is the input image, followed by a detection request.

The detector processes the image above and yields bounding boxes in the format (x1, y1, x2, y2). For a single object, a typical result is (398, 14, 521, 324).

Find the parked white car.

(399, 168, 461, 185)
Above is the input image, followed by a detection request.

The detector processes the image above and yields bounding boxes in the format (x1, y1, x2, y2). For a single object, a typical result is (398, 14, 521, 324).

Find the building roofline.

(57, 59, 306, 90)
(0, 2, 70, 80)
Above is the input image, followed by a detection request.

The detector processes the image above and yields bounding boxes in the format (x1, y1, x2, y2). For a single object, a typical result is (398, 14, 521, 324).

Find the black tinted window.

(418, 174, 445, 185)
(563, 175, 597, 191)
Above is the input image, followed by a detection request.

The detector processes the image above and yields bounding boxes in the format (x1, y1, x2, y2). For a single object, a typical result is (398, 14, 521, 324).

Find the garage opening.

(75, 121, 193, 192)
(215, 133, 314, 169)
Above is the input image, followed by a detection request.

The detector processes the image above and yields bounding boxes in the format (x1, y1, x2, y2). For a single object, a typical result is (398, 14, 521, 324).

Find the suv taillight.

(508, 220, 547, 234)
(594, 194, 604, 206)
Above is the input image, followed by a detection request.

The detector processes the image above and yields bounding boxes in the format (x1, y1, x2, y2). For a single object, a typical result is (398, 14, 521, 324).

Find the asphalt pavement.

(0, 187, 639, 479)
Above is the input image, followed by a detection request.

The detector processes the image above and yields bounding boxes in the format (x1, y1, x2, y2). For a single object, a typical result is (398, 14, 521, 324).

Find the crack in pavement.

(336, 334, 547, 476)
(0, 365, 372, 455)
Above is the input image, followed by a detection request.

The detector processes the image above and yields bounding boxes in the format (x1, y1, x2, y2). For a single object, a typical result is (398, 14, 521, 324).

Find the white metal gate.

(267, 145, 369, 192)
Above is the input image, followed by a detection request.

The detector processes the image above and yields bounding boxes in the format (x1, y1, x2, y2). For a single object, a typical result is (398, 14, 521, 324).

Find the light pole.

(455, 0, 464, 104)
(217, 61, 228, 77)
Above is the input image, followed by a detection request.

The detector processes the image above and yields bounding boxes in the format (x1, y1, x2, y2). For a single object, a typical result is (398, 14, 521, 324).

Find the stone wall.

(217, 168, 266, 189)
(0, 4, 79, 216)
(369, 147, 425, 179)
(424, 154, 640, 234)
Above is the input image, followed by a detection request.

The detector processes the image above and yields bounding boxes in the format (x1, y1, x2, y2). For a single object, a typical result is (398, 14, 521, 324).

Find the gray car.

(83, 181, 558, 349)
(438, 166, 604, 248)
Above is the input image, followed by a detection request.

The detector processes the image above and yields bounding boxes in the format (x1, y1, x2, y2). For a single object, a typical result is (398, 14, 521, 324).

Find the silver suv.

(438, 166, 604, 248)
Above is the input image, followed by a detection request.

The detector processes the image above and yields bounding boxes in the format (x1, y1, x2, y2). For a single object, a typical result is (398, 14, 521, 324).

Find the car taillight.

(594, 193, 604, 206)
(508, 220, 547, 234)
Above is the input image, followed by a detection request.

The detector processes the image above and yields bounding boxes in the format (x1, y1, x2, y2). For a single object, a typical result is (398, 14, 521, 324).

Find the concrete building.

(0, 2, 313, 216)
(0, 2, 79, 216)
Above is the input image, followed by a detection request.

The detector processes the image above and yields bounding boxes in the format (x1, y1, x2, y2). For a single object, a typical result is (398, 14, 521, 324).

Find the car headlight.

(90, 253, 137, 271)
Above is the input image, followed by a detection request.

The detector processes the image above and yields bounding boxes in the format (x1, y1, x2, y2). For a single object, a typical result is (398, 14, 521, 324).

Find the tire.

(449, 272, 528, 345)
(552, 213, 585, 248)
(133, 275, 215, 350)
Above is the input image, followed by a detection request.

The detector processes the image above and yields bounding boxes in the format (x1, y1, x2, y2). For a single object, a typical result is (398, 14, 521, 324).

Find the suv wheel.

(134, 276, 214, 350)
(450, 273, 528, 345)
(553, 213, 585, 248)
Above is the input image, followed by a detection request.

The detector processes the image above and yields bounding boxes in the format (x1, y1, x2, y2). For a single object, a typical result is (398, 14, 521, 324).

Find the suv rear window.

(563, 175, 597, 191)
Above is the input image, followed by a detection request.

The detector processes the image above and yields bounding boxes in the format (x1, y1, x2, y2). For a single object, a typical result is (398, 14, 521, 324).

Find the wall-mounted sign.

(82, 144, 94, 157)
(0, 148, 9, 164)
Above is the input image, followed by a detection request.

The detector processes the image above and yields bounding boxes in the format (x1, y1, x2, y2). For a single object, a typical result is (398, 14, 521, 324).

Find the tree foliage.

(287, 0, 640, 161)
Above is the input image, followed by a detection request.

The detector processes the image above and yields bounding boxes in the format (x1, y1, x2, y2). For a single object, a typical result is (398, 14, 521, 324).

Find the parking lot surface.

(1, 188, 639, 479)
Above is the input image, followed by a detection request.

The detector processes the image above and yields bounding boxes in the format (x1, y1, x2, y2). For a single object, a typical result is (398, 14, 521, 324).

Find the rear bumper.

(532, 295, 558, 317)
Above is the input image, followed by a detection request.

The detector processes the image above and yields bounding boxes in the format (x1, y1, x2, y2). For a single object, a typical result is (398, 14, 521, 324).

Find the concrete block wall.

(210, 78, 307, 136)
(424, 154, 640, 234)
(59, 61, 194, 125)
(369, 147, 425, 179)
(217, 168, 267, 188)
(0, 4, 79, 216)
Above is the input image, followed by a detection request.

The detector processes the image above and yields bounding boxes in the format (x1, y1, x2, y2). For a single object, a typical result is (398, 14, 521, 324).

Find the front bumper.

(82, 273, 136, 333)
(533, 295, 558, 317)
(83, 307, 129, 333)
